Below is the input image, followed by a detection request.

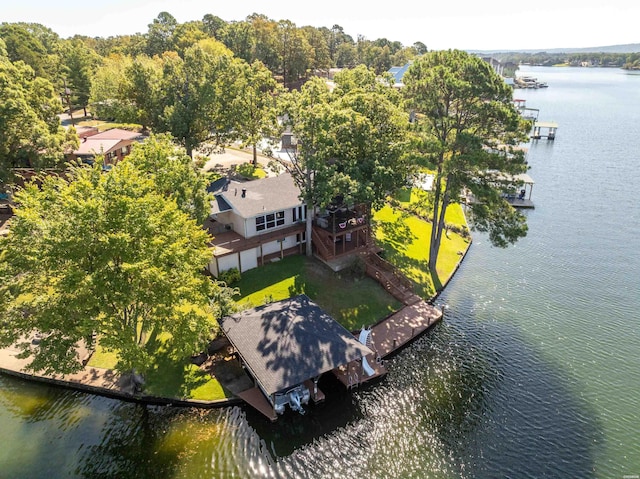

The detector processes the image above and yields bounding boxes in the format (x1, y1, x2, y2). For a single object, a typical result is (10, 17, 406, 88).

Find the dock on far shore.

(532, 121, 558, 140)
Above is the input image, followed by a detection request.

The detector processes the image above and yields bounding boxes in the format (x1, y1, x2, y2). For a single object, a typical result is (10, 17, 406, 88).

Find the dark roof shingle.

(220, 295, 371, 396)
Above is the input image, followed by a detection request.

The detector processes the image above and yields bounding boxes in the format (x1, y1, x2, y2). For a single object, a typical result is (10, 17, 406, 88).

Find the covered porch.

(312, 203, 372, 261)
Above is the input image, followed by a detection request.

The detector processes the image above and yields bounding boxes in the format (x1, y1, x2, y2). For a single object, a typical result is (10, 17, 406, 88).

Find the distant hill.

(470, 43, 640, 54)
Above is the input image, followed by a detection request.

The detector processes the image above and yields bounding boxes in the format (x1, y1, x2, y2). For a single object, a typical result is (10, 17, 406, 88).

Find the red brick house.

(69, 128, 143, 167)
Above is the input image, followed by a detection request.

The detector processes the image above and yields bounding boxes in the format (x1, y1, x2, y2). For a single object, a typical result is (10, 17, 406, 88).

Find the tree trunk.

(252, 144, 258, 166)
(428, 169, 444, 274)
(305, 205, 313, 257)
(304, 166, 313, 257)
(429, 182, 449, 276)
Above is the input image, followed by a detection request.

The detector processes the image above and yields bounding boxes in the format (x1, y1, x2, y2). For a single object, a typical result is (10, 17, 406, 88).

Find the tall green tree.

(277, 20, 313, 88)
(89, 53, 136, 122)
(218, 20, 255, 63)
(126, 134, 211, 223)
(403, 50, 530, 275)
(122, 54, 164, 130)
(279, 77, 334, 256)
(233, 60, 282, 165)
(158, 40, 238, 157)
(330, 66, 412, 207)
(0, 157, 222, 376)
(201, 14, 226, 39)
(248, 14, 279, 71)
(301, 26, 331, 72)
(0, 23, 61, 81)
(60, 38, 100, 116)
(0, 55, 68, 181)
(146, 12, 178, 56)
(280, 70, 411, 255)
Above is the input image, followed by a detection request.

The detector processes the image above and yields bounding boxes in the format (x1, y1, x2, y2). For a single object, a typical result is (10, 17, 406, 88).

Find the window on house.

(292, 205, 306, 222)
(255, 210, 285, 232)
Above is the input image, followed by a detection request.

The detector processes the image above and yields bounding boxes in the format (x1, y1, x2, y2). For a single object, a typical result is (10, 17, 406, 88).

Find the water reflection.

(0, 294, 605, 479)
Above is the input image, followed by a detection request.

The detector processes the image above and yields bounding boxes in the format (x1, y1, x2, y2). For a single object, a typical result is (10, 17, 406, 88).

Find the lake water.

(1, 66, 639, 479)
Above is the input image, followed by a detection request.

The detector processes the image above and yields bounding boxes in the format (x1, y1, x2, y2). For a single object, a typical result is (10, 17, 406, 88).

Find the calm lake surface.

(1, 66, 639, 479)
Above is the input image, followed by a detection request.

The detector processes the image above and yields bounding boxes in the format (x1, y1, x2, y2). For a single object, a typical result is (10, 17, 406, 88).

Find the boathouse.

(220, 295, 373, 419)
(532, 121, 558, 140)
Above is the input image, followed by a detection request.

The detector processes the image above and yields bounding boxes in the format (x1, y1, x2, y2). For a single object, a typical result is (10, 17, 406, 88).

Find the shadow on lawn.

(145, 348, 210, 399)
(375, 215, 443, 298)
(375, 214, 416, 255)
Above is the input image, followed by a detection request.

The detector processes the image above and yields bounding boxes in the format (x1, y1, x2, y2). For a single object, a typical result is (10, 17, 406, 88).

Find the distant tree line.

(0, 12, 427, 97)
(492, 51, 640, 69)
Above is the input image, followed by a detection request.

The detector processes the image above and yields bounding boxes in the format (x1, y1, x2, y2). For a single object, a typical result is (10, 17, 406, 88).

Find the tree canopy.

(0, 53, 72, 182)
(0, 142, 226, 376)
(279, 67, 411, 255)
(403, 50, 531, 274)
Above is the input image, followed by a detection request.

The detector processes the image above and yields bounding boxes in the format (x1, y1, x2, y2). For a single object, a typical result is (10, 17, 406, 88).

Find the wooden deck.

(208, 223, 305, 257)
(333, 300, 443, 389)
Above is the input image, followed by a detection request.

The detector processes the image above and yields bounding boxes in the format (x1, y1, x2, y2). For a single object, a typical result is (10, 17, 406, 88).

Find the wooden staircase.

(360, 250, 420, 305)
(311, 227, 334, 260)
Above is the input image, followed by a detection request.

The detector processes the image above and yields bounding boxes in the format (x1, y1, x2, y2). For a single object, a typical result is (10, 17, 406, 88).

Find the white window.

(256, 211, 285, 232)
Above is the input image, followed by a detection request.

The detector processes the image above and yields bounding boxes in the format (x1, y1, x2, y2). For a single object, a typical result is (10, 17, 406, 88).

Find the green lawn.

(374, 189, 471, 298)
(87, 336, 233, 402)
(234, 255, 402, 331)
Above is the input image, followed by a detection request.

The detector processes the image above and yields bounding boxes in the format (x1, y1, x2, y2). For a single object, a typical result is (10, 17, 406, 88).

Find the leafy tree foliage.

(0, 54, 69, 181)
(201, 14, 226, 38)
(158, 41, 239, 156)
(0, 23, 61, 81)
(0, 152, 224, 376)
(232, 60, 283, 165)
(218, 20, 255, 64)
(89, 53, 137, 121)
(145, 11, 178, 57)
(330, 66, 412, 207)
(126, 134, 211, 223)
(60, 39, 101, 116)
(280, 68, 411, 255)
(278, 77, 334, 256)
(277, 20, 313, 88)
(403, 50, 530, 273)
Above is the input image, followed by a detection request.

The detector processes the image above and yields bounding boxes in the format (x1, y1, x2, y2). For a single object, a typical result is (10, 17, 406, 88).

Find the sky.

(2, 0, 639, 51)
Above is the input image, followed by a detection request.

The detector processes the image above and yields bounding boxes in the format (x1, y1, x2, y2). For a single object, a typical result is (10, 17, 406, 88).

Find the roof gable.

(74, 138, 123, 156)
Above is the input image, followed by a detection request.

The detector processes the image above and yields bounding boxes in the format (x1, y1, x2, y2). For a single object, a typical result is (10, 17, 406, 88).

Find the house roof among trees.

(73, 128, 143, 157)
(220, 295, 372, 396)
(209, 173, 302, 218)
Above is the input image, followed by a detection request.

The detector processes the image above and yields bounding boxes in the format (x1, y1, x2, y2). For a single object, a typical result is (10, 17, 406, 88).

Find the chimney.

(241, 189, 246, 198)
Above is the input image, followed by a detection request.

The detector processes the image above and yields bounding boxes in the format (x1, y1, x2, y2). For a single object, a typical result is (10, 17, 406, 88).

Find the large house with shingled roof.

(205, 172, 374, 276)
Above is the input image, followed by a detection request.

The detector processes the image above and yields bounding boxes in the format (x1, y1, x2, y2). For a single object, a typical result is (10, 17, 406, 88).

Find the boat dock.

(332, 300, 443, 389)
(532, 121, 558, 140)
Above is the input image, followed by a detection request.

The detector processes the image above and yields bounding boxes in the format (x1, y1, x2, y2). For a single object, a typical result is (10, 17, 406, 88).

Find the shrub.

(218, 267, 241, 285)
(348, 256, 367, 279)
(236, 162, 256, 178)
